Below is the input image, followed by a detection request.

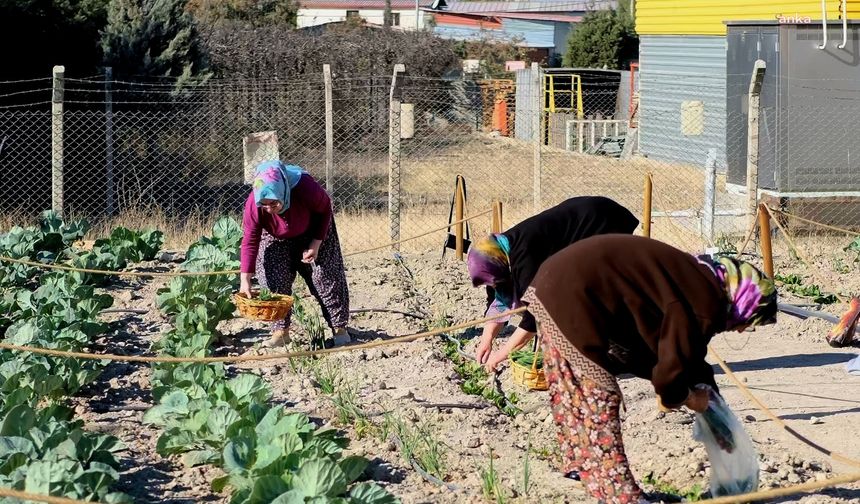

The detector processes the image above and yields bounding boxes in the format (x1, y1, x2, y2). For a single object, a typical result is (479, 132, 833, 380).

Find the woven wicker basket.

(509, 351, 548, 391)
(234, 291, 294, 321)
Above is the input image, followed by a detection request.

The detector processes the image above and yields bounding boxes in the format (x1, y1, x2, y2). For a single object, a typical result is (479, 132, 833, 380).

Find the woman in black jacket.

(467, 196, 639, 371)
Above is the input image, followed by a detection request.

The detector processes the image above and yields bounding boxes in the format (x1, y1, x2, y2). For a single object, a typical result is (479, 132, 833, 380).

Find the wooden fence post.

(455, 175, 465, 261)
(643, 172, 652, 238)
(492, 200, 503, 234)
(758, 203, 774, 278)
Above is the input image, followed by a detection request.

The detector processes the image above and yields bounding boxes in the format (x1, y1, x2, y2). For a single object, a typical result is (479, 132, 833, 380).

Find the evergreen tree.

(101, 0, 211, 85)
(0, 0, 109, 79)
(185, 0, 298, 27)
(563, 7, 638, 70)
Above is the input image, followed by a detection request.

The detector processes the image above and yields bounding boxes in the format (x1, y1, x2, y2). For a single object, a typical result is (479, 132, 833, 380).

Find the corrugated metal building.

(425, 0, 587, 61)
(635, 0, 860, 174)
(636, 0, 856, 35)
(638, 35, 727, 170)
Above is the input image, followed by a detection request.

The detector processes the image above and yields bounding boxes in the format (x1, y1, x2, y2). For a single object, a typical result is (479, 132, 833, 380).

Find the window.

(391, 12, 400, 25)
(346, 10, 359, 18)
(681, 100, 704, 136)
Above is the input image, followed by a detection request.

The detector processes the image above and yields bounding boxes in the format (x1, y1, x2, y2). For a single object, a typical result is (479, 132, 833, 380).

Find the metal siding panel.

(515, 68, 537, 140)
(639, 35, 727, 171)
(636, 0, 848, 35)
(781, 24, 860, 192)
(432, 25, 504, 41)
(501, 19, 555, 47)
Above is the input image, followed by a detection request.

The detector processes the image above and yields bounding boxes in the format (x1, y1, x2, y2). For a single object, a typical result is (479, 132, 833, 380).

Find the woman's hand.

(302, 239, 322, 264)
(684, 387, 711, 413)
(484, 349, 508, 372)
(483, 327, 536, 372)
(475, 322, 504, 364)
(239, 273, 253, 298)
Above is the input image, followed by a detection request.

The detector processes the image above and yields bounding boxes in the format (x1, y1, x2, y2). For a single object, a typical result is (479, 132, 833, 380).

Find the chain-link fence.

(2, 65, 860, 275)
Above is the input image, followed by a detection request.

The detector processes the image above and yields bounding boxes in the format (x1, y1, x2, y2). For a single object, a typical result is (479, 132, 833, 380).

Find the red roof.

(433, 12, 503, 28)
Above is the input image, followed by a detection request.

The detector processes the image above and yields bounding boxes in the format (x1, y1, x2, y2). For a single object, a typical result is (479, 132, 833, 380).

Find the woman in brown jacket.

(522, 234, 777, 504)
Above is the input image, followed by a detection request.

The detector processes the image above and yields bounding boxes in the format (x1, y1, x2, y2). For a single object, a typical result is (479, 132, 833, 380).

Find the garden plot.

(0, 214, 858, 504)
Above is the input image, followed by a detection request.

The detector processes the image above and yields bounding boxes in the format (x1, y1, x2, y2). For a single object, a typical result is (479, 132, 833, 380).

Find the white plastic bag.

(691, 385, 759, 497)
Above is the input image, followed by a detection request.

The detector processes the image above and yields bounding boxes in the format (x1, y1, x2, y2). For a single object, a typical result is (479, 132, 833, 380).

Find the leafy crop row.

(0, 211, 166, 502)
(145, 218, 397, 504)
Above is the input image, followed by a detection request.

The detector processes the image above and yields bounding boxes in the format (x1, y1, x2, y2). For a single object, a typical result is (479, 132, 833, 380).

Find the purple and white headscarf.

(697, 255, 777, 329)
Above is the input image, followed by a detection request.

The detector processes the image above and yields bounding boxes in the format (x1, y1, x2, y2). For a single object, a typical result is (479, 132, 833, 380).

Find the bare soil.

(67, 249, 860, 504)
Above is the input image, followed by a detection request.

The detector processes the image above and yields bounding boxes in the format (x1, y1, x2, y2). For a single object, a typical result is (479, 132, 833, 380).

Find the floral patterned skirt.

(522, 287, 643, 504)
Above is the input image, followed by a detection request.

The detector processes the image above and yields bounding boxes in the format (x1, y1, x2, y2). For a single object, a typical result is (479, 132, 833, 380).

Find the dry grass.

(0, 133, 759, 256)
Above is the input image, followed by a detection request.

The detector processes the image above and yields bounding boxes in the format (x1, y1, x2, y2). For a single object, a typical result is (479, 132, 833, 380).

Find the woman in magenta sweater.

(239, 161, 350, 348)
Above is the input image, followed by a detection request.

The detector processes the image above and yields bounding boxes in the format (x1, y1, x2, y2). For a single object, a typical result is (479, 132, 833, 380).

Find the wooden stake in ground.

(643, 172, 652, 238)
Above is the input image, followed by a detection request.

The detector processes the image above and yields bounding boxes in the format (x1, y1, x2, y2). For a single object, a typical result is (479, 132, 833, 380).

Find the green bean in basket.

(510, 349, 543, 368)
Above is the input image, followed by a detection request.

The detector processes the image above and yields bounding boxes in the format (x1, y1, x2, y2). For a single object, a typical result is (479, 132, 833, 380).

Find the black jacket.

(485, 196, 639, 332)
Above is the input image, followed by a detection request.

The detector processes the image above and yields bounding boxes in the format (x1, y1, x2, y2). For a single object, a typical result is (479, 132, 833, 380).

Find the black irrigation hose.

(388, 433, 461, 492)
(438, 332, 520, 416)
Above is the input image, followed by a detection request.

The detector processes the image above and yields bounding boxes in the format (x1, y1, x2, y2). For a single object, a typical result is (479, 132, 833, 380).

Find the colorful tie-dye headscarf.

(697, 255, 777, 329)
(252, 160, 305, 210)
(467, 234, 515, 308)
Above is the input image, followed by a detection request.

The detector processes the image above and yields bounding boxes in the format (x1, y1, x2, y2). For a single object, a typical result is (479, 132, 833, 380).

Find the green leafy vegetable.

(509, 349, 543, 369)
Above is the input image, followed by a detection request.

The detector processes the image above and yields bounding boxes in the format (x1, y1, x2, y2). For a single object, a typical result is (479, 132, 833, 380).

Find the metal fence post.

(388, 64, 406, 251)
(746, 59, 766, 232)
(51, 65, 65, 216)
(323, 64, 334, 196)
(703, 148, 717, 243)
(105, 67, 115, 216)
(531, 62, 542, 212)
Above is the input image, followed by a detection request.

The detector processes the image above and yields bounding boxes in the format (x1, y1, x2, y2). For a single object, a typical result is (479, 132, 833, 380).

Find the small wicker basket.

(509, 347, 548, 391)
(234, 291, 294, 321)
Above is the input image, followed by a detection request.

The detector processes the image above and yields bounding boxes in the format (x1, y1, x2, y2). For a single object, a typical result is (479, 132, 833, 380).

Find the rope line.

(708, 346, 860, 468)
(735, 206, 760, 259)
(647, 176, 709, 247)
(0, 316, 856, 501)
(0, 469, 854, 504)
(0, 487, 96, 504)
(769, 207, 860, 238)
(699, 471, 860, 504)
(0, 209, 493, 278)
(342, 208, 492, 258)
(763, 205, 848, 304)
(0, 308, 529, 364)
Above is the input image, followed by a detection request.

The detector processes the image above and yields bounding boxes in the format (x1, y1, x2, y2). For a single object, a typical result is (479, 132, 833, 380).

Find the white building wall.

(297, 8, 426, 29)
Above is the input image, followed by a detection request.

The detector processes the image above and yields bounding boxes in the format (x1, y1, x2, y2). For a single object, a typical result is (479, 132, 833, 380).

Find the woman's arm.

(240, 193, 263, 275)
(652, 301, 709, 409)
(297, 175, 333, 241)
